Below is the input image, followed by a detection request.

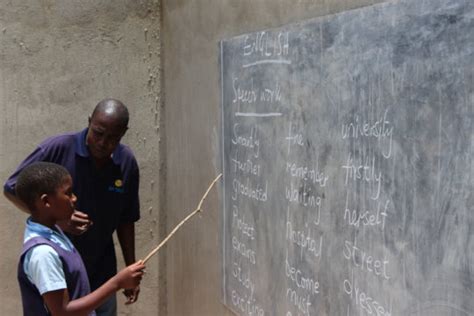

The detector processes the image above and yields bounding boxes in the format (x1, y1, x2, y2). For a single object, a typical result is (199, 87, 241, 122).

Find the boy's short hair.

(15, 162, 70, 211)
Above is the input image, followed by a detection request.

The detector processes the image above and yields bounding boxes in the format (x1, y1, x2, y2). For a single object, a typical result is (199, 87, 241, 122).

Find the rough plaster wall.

(161, 0, 390, 315)
(0, 1, 162, 315)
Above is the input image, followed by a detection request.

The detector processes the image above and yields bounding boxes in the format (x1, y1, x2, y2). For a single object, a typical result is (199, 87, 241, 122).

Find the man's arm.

(3, 190, 29, 213)
(117, 222, 140, 304)
(4, 145, 46, 214)
(117, 222, 136, 265)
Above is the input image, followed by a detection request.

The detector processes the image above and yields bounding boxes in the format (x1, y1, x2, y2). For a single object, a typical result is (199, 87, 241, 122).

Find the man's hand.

(58, 210, 93, 235)
(123, 286, 140, 305)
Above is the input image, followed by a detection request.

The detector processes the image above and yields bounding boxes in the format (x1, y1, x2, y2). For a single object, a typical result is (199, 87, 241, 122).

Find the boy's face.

(49, 175, 76, 221)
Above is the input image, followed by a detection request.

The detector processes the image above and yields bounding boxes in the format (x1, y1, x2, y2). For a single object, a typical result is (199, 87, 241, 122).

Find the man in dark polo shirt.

(4, 98, 140, 316)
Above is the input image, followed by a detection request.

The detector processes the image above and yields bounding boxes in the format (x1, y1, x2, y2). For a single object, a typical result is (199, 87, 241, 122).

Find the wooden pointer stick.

(142, 173, 223, 264)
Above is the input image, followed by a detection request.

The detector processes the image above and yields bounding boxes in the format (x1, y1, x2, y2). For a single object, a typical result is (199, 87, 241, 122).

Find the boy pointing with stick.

(15, 162, 145, 316)
(14, 159, 219, 315)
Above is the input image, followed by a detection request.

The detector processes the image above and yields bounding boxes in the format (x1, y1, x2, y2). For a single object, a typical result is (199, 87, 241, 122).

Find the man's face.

(86, 112, 127, 161)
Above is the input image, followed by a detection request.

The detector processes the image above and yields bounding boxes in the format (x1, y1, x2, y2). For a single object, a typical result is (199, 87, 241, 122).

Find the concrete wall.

(161, 0, 387, 315)
(0, 1, 162, 315)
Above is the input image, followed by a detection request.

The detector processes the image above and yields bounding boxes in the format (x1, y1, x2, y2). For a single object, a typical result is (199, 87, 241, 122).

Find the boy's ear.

(39, 193, 52, 208)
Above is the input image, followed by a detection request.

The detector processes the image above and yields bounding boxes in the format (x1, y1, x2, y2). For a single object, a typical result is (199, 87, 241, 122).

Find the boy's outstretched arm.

(42, 261, 145, 316)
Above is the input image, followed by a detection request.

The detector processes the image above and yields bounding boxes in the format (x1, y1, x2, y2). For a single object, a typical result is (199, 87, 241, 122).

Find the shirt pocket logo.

(108, 179, 124, 193)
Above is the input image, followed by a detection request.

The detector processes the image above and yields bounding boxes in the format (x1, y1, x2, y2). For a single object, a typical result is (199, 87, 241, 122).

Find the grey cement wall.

(0, 1, 162, 315)
(161, 0, 387, 315)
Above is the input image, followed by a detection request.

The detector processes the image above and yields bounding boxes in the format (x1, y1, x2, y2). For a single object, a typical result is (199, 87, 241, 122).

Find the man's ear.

(88, 116, 92, 126)
(121, 126, 129, 137)
(40, 193, 51, 208)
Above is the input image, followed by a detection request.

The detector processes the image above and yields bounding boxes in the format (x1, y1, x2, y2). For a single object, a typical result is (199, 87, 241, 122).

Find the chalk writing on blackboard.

(221, 1, 473, 315)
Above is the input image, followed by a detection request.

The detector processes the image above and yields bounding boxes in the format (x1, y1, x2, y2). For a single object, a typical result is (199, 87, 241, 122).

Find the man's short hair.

(92, 98, 129, 128)
(15, 162, 70, 210)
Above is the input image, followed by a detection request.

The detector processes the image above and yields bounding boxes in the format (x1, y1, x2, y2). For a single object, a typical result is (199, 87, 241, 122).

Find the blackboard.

(219, 0, 473, 315)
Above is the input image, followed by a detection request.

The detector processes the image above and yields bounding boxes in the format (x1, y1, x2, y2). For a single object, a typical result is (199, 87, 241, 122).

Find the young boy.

(15, 162, 145, 316)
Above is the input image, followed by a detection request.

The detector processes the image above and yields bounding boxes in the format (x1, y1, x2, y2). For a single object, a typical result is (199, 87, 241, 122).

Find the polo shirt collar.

(74, 128, 123, 164)
(24, 217, 74, 251)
